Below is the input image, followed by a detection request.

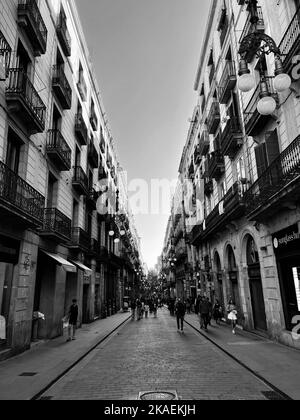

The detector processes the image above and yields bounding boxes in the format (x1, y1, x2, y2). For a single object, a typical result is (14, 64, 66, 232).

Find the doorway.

(246, 237, 267, 331)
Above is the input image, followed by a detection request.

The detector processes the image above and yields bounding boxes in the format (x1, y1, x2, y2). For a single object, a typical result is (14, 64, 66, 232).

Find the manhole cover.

(19, 372, 38, 377)
(138, 391, 179, 400)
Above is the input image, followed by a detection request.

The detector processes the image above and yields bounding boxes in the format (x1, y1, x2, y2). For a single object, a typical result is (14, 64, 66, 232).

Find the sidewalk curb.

(184, 318, 293, 401)
(31, 314, 131, 401)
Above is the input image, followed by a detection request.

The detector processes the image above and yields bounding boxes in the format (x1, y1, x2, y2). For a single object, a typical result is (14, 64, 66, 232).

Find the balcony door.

(6, 129, 21, 174)
(47, 173, 57, 209)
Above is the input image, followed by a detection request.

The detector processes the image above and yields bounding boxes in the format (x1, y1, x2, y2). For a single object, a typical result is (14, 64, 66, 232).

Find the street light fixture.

(237, 0, 291, 115)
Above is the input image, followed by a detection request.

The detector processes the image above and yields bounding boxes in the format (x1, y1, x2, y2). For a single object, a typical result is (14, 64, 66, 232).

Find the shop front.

(273, 224, 300, 332)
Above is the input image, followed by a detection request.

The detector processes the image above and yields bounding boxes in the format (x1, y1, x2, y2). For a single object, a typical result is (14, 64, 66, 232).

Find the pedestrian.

(136, 299, 142, 320)
(144, 302, 149, 318)
(175, 298, 186, 333)
(131, 299, 136, 320)
(213, 299, 223, 325)
(207, 297, 213, 326)
(195, 296, 201, 316)
(199, 297, 210, 331)
(227, 299, 238, 334)
(67, 299, 78, 342)
(153, 300, 158, 318)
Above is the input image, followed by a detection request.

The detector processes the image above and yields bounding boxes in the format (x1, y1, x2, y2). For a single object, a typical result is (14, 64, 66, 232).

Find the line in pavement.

(184, 318, 293, 401)
(32, 315, 131, 401)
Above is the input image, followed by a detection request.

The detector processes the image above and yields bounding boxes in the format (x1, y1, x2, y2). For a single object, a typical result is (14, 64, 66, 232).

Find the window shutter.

(254, 143, 268, 177)
(265, 129, 280, 165)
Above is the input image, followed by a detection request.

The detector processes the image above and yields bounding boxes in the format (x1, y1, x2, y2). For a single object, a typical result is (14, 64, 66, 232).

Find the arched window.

(214, 252, 222, 272)
(228, 246, 237, 271)
(246, 237, 259, 266)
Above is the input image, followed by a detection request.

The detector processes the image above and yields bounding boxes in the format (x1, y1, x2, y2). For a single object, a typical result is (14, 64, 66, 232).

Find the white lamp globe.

(109, 230, 115, 237)
(120, 230, 126, 236)
(237, 73, 255, 92)
(274, 73, 292, 92)
(257, 96, 277, 115)
(114, 238, 120, 244)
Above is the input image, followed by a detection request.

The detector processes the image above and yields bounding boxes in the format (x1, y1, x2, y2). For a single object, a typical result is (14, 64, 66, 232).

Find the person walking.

(186, 298, 191, 314)
(175, 298, 186, 333)
(227, 299, 238, 334)
(144, 302, 149, 318)
(199, 297, 210, 331)
(67, 299, 78, 342)
(213, 300, 223, 325)
(136, 299, 142, 320)
(195, 296, 201, 316)
(131, 299, 136, 320)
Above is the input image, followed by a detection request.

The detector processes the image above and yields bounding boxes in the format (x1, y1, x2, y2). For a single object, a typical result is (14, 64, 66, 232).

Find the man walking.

(175, 298, 186, 333)
(199, 297, 211, 332)
(67, 299, 78, 342)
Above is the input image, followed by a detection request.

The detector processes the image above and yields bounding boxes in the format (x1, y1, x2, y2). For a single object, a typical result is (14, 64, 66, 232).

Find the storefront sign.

(273, 224, 300, 252)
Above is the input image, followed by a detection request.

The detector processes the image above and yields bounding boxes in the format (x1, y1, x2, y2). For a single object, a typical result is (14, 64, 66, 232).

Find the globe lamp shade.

(257, 96, 277, 115)
(237, 73, 255, 92)
(109, 230, 115, 237)
(274, 73, 292, 92)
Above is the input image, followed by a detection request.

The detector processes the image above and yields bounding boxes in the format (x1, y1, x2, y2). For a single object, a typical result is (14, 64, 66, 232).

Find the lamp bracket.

(239, 32, 281, 60)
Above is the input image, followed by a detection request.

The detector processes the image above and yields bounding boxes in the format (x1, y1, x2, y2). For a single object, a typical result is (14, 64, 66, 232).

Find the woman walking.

(213, 300, 223, 325)
(227, 299, 238, 334)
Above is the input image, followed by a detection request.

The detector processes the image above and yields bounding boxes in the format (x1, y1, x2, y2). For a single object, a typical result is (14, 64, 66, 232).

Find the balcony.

(0, 160, 44, 226)
(40, 208, 72, 242)
(75, 113, 88, 146)
(100, 136, 106, 154)
(70, 227, 90, 251)
(88, 140, 99, 169)
(223, 182, 245, 220)
(204, 178, 214, 196)
(199, 130, 210, 156)
(279, 6, 300, 75)
(239, 6, 265, 62)
(218, 61, 236, 104)
(220, 116, 243, 159)
(89, 238, 100, 257)
(244, 134, 300, 221)
(90, 109, 98, 131)
(208, 151, 225, 180)
(86, 188, 98, 210)
(56, 11, 71, 57)
(17, 0, 47, 56)
(243, 78, 278, 136)
(6, 69, 46, 134)
(46, 129, 71, 171)
(207, 100, 220, 134)
(52, 65, 72, 110)
(194, 145, 201, 165)
(0, 30, 12, 79)
(72, 167, 89, 196)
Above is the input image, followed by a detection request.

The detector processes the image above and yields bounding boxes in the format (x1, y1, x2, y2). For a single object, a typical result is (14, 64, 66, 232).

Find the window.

(46, 173, 58, 208)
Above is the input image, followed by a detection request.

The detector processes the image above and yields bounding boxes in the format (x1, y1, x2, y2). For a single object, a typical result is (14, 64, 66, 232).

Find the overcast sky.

(76, 0, 210, 269)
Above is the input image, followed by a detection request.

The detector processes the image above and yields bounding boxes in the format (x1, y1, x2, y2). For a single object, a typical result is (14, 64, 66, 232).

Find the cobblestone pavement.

(40, 308, 276, 400)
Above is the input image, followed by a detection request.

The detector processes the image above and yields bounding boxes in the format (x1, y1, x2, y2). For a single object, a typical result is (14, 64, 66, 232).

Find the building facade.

(0, 0, 142, 360)
(161, 0, 300, 350)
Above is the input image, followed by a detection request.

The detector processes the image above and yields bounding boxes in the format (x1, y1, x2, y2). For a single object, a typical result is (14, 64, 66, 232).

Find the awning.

(69, 260, 92, 276)
(41, 251, 77, 273)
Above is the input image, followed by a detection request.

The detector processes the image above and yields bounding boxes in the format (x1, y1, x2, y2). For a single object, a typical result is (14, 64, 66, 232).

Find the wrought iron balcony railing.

(18, 0, 48, 56)
(218, 61, 237, 104)
(77, 76, 87, 102)
(56, 11, 71, 57)
(204, 178, 214, 196)
(52, 65, 72, 110)
(41, 208, 72, 241)
(6, 68, 46, 134)
(71, 227, 90, 251)
(72, 166, 89, 196)
(199, 130, 210, 156)
(208, 151, 225, 180)
(0, 160, 44, 225)
(279, 6, 300, 74)
(220, 116, 243, 159)
(75, 113, 88, 146)
(243, 77, 278, 136)
(0, 30, 12, 78)
(207, 100, 221, 134)
(244, 134, 300, 218)
(46, 129, 71, 171)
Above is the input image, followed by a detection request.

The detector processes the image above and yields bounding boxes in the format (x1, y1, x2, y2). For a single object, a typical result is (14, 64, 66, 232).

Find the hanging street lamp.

(237, 0, 291, 115)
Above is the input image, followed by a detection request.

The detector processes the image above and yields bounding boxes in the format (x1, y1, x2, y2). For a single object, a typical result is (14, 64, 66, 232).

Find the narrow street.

(37, 309, 284, 401)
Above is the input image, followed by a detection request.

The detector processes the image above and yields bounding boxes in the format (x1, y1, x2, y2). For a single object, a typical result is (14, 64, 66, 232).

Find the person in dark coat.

(199, 298, 211, 331)
(67, 299, 78, 342)
(175, 298, 186, 333)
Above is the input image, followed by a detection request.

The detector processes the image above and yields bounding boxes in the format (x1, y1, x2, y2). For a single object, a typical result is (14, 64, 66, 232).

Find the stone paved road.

(41, 309, 275, 400)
